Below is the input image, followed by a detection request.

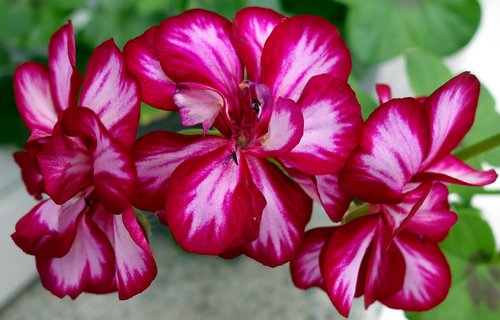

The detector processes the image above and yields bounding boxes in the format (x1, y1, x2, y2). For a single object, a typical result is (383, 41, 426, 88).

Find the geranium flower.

(124, 7, 362, 266)
(290, 182, 457, 317)
(11, 22, 156, 299)
(339, 72, 498, 204)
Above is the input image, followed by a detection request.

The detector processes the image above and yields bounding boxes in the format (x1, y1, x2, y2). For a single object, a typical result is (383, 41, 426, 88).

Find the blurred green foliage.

(338, 0, 481, 66)
(407, 209, 500, 320)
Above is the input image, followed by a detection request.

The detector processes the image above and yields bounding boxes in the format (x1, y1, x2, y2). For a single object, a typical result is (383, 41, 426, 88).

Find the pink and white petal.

(285, 170, 352, 222)
(155, 9, 242, 100)
(36, 211, 115, 299)
(404, 183, 457, 242)
(279, 75, 362, 175)
(419, 155, 498, 187)
(61, 107, 137, 213)
(380, 182, 433, 235)
(316, 174, 352, 222)
(174, 82, 226, 133)
(13, 151, 44, 200)
(38, 125, 93, 205)
(247, 98, 304, 157)
(132, 131, 227, 211)
(422, 72, 480, 165)
(80, 39, 140, 150)
(382, 182, 457, 242)
(11, 198, 84, 258)
(376, 84, 392, 104)
(322, 215, 378, 317)
(261, 15, 351, 103)
(165, 148, 266, 255)
(123, 26, 177, 111)
(339, 98, 429, 204)
(242, 156, 312, 267)
(231, 7, 285, 81)
(92, 205, 157, 299)
(363, 222, 406, 308)
(290, 227, 336, 290)
(48, 21, 81, 111)
(14, 62, 57, 133)
(382, 233, 451, 311)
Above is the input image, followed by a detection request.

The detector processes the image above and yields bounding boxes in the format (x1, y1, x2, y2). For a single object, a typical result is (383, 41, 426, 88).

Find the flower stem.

(454, 132, 500, 161)
(342, 203, 370, 224)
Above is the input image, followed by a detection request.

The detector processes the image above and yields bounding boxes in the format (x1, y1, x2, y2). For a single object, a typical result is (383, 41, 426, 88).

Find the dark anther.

(84, 197, 93, 207)
(224, 151, 238, 165)
(251, 99, 261, 114)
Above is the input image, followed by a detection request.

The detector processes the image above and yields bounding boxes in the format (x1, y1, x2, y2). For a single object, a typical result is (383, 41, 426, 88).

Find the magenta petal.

(48, 21, 81, 111)
(382, 182, 457, 242)
(375, 84, 392, 104)
(340, 98, 429, 203)
(61, 107, 137, 213)
(285, 170, 351, 222)
(93, 205, 157, 300)
(280, 75, 362, 175)
(38, 124, 93, 205)
(155, 9, 242, 100)
(36, 211, 115, 299)
(247, 98, 304, 157)
(174, 82, 226, 133)
(422, 72, 480, 165)
(231, 7, 285, 81)
(14, 62, 56, 133)
(383, 234, 451, 311)
(123, 26, 177, 111)
(363, 222, 406, 308)
(290, 227, 335, 290)
(261, 15, 351, 103)
(80, 39, 140, 150)
(132, 131, 227, 211)
(420, 155, 498, 187)
(404, 183, 457, 242)
(165, 148, 266, 255)
(322, 215, 378, 317)
(11, 198, 84, 258)
(316, 174, 352, 222)
(242, 156, 312, 267)
(13, 151, 44, 200)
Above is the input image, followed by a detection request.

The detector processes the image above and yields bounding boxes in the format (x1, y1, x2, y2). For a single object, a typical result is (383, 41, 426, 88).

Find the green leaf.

(407, 209, 500, 320)
(345, 0, 480, 65)
(281, 0, 347, 29)
(348, 76, 377, 120)
(187, 0, 246, 19)
(440, 209, 496, 263)
(0, 75, 30, 146)
(405, 49, 452, 96)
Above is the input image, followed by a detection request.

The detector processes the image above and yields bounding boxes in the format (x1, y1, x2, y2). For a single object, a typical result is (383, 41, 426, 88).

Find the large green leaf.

(405, 49, 452, 96)
(407, 209, 500, 320)
(281, 0, 347, 32)
(344, 0, 480, 65)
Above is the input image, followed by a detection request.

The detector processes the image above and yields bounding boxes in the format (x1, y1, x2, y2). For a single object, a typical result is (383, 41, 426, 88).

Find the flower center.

(231, 81, 271, 148)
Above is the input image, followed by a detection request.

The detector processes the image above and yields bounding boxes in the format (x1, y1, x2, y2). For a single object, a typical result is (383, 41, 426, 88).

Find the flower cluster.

(10, 6, 497, 316)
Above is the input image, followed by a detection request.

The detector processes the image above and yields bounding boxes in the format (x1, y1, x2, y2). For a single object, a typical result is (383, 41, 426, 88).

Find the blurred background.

(0, 0, 498, 319)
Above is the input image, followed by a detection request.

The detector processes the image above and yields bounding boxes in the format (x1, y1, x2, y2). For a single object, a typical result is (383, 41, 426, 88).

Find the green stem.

(342, 203, 370, 224)
(454, 133, 500, 161)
